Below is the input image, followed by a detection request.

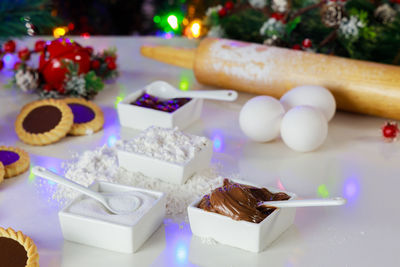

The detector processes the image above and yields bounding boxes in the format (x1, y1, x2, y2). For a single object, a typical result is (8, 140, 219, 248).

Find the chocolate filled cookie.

(63, 98, 104, 136)
(0, 146, 30, 178)
(0, 227, 39, 267)
(15, 98, 73, 145)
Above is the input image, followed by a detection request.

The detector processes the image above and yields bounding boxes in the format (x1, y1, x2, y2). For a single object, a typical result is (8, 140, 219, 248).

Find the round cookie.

(0, 227, 39, 267)
(63, 98, 104, 136)
(0, 162, 4, 183)
(0, 146, 30, 178)
(15, 98, 73, 145)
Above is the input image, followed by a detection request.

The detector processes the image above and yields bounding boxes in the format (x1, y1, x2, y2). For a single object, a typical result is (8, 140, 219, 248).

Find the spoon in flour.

(32, 166, 141, 215)
(146, 80, 238, 101)
(259, 197, 346, 208)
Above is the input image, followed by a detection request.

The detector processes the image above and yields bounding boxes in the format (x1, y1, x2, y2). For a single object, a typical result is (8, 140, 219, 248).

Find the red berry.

(218, 8, 227, 17)
(14, 62, 22, 70)
(43, 84, 52, 92)
(91, 60, 100, 70)
(382, 122, 399, 140)
(18, 48, 31, 61)
(107, 61, 117, 70)
(34, 40, 46, 52)
(292, 44, 302, 50)
(224, 1, 234, 10)
(57, 84, 65, 94)
(0, 60, 3, 70)
(3, 40, 16, 53)
(271, 13, 285, 22)
(86, 46, 94, 55)
(105, 56, 115, 64)
(302, 38, 312, 48)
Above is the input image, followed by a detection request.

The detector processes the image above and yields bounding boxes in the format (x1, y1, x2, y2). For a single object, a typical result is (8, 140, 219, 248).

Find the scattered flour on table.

(53, 145, 222, 221)
(116, 126, 210, 164)
(200, 236, 218, 246)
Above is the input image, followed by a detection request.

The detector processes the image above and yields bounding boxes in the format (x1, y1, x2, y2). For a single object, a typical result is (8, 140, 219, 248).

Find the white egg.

(280, 106, 328, 152)
(280, 85, 336, 121)
(239, 96, 285, 142)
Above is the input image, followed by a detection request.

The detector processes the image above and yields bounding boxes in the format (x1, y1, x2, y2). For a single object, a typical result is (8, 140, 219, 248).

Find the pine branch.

(290, 1, 325, 20)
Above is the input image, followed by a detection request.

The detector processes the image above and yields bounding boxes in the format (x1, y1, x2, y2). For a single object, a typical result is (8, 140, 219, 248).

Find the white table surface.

(1, 36, 399, 267)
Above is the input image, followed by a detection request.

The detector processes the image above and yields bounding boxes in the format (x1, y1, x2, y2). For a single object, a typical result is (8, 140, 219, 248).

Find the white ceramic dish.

(117, 140, 213, 185)
(59, 181, 166, 253)
(117, 81, 203, 130)
(187, 179, 296, 253)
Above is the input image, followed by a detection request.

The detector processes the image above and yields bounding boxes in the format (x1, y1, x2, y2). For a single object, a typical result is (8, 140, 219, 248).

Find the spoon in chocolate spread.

(259, 197, 346, 208)
(32, 166, 141, 215)
(146, 80, 238, 101)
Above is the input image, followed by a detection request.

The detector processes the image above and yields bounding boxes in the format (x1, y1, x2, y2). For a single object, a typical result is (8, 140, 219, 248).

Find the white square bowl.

(117, 141, 213, 184)
(117, 85, 203, 131)
(59, 181, 166, 253)
(187, 180, 296, 253)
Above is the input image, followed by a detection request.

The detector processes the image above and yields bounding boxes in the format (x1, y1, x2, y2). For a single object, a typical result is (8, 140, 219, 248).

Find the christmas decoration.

(199, 0, 400, 65)
(15, 67, 39, 93)
(382, 121, 399, 142)
(0, 0, 59, 41)
(6, 38, 118, 99)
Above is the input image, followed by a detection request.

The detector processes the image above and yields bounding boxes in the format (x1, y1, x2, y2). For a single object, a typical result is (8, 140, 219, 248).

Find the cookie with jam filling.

(63, 98, 104, 136)
(0, 146, 30, 178)
(0, 227, 39, 267)
(15, 98, 73, 145)
(0, 162, 4, 183)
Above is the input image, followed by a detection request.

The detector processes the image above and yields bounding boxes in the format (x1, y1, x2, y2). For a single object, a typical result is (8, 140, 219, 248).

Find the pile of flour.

(116, 126, 210, 164)
(53, 145, 222, 221)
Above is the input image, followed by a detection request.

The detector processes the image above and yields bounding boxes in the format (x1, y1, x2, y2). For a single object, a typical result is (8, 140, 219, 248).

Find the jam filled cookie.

(63, 98, 104, 136)
(0, 162, 4, 183)
(15, 98, 73, 145)
(0, 227, 39, 267)
(0, 146, 30, 178)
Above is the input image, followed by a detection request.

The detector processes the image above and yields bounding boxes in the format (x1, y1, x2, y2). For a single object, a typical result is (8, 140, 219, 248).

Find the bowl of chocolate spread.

(188, 179, 296, 253)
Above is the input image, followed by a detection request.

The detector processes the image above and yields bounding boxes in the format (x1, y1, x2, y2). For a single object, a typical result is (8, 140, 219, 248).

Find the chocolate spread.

(0, 237, 28, 267)
(22, 105, 62, 134)
(198, 179, 290, 223)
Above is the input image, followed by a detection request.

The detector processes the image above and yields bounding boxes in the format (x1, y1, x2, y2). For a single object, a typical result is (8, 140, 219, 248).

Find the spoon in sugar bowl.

(32, 166, 141, 215)
(146, 80, 238, 101)
(259, 197, 346, 208)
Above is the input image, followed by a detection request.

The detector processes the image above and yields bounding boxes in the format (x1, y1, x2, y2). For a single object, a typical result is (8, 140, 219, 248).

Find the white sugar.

(67, 191, 156, 226)
(54, 145, 222, 221)
(116, 126, 210, 164)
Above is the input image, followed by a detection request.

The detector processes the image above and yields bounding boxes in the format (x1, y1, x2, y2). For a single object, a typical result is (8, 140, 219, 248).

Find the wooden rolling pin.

(141, 38, 400, 119)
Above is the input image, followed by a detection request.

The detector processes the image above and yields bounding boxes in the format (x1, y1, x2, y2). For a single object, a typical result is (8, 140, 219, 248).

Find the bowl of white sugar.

(116, 126, 213, 184)
(59, 181, 166, 253)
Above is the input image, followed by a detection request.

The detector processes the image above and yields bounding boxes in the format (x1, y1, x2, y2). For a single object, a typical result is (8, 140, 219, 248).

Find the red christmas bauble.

(38, 38, 91, 89)
(302, 38, 312, 48)
(3, 40, 16, 53)
(34, 40, 46, 52)
(218, 8, 227, 17)
(382, 122, 399, 140)
(18, 48, 31, 61)
(225, 1, 234, 10)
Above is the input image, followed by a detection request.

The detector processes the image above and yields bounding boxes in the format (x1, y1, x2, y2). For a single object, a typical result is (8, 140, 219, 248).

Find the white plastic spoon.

(32, 166, 141, 215)
(260, 197, 346, 208)
(146, 81, 238, 101)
